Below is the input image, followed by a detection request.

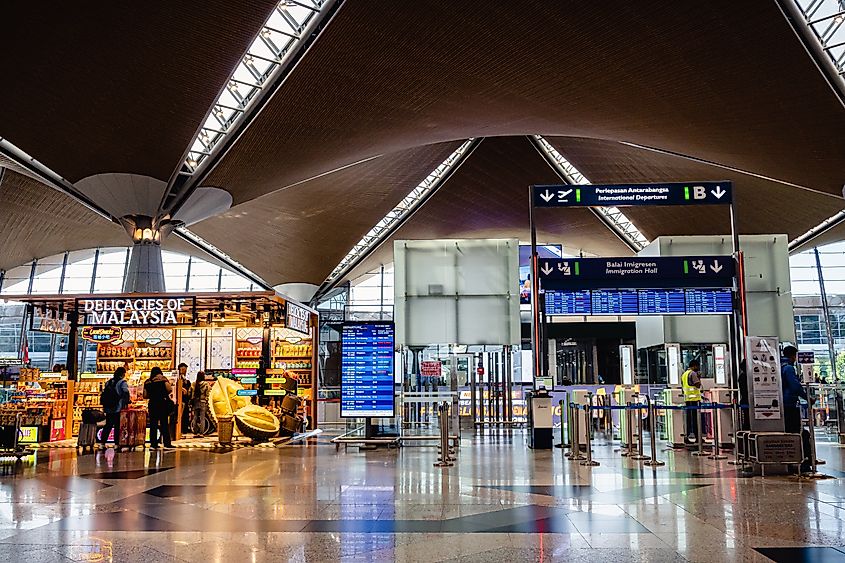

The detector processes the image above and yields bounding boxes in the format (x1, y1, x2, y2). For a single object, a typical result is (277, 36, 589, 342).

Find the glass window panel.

(189, 274, 221, 292)
(61, 250, 96, 294)
(219, 272, 251, 291)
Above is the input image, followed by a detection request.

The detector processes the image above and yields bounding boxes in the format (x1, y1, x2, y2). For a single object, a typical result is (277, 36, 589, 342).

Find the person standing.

(681, 359, 703, 443)
(99, 367, 130, 449)
(781, 345, 812, 473)
(176, 363, 192, 435)
(144, 367, 174, 449)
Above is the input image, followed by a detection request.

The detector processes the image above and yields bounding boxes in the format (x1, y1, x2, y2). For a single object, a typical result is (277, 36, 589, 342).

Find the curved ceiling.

(1, 1, 845, 287)
(206, 0, 845, 206)
(0, 1, 278, 182)
(190, 141, 464, 285)
(347, 136, 634, 282)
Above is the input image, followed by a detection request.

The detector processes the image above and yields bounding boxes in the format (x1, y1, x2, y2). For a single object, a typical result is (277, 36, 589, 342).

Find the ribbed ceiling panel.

(0, 1, 278, 182)
(208, 0, 845, 206)
(190, 141, 464, 285)
(0, 171, 126, 271)
(347, 136, 633, 282)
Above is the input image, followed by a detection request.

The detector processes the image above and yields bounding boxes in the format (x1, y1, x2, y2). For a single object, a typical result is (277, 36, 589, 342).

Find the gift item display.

(0, 368, 72, 442)
(267, 328, 315, 423)
(95, 329, 174, 376)
(72, 378, 108, 436)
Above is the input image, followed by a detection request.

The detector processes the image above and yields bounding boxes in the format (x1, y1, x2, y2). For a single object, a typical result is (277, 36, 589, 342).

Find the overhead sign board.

(532, 181, 732, 207)
(0, 358, 23, 368)
(78, 297, 195, 327)
(285, 302, 310, 335)
(537, 256, 734, 289)
(341, 322, 395, 418)
(32, 308, 71, 335)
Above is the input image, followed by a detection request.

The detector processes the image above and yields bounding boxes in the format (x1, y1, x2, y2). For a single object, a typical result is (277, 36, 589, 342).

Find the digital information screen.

(685, 288, 733, 314)
(591, 290, 638, 315)
(544, 289, 731, 315)
(544, 290, 590, 315)
(638, 289, 685, 314)
(341, 322, 395, 418)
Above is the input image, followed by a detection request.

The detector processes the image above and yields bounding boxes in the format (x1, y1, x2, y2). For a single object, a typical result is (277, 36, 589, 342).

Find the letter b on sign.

(692, 186, 707, 200)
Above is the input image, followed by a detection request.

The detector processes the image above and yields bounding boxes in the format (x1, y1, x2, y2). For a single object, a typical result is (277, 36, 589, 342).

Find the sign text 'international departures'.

(286, 302, 310, 335)
(532, 181, 732, 208)
(537, 256, 734, 290)
(78, 297, 194, 326)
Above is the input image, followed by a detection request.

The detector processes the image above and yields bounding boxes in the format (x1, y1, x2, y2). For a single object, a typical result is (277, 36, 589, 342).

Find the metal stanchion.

(580, 397, 599, 467)
(631, 397, 650, 461)
(570, 403, 586, 461)
(708, 402, 727, 460)
(644, 399, 665, 467)
(434, 402, 454, 468)
(802, 388, 830, 480)
(691, 405, 709, 457)
(728, 391, 744, 466)
(555, 398, 566, 449)
(621, 401, 634, 457)
(565, 400, 575, 457)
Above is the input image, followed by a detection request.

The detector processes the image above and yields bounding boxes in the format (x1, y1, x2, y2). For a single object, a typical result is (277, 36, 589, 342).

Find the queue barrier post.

(621, 401, 634, 457)
(565, 402, 576, 458)
(631, 396, 650, 461)
(556, 399, 566, 449)
(691, 405, 709, 457)
(580, 394, 599, 467)
(644, 398, 665, 467)
(707, 402, 727, 460)
(571, 403, 586, 461)
(802, 387, 831, 480)
(728, 391, 744, 466)
(434, 401, 454, 468)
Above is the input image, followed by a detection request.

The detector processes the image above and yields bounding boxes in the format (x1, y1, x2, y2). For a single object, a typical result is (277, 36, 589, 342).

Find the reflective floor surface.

(1, 430, 844, 562)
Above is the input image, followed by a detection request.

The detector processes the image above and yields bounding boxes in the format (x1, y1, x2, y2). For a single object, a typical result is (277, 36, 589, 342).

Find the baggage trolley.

(0, 413, 35, 460)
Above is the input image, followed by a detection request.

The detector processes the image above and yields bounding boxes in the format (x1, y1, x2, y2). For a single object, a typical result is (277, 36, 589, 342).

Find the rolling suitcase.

(117, 409, 147, 451)
(77, 423, 98, 453)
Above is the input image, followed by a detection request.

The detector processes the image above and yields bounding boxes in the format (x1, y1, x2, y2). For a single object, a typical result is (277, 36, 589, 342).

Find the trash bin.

(217, 415, 234, 445)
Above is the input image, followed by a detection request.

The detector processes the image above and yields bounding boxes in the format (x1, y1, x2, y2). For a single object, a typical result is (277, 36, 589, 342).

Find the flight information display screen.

(543, 289, 731, 315)
(685, 288, 733, 314)
(591, 290, 638, 315)
(341, 322, 395, 418)
(638, 289, 686, 314)
(544, 290, 591, 315)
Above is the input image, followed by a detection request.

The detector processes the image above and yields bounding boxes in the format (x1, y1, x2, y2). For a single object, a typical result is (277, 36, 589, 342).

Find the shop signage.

(18, 426, 39, 444)
(236, 389, 258, 397)
(264, 389, 287, 396)
(33, 309, 71, 335)
(286, 302, 310, 335)
(420, 361, 442, 377)
(532, 181, 732, 208)
(81, 326, 122, 344)
(232, 368, 257, 375)
(78, 297, 194, 326)
(0, 358, 22, 367)
(538, 256, 734, 289)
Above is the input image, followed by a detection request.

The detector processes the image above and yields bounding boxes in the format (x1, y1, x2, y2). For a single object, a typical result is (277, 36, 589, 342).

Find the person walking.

(144, 367, 174, 449)
(681, 359, 703, 444)
(176, 363, 193, 435)
(191, 371, 211, 435)
(98, 367, 130, 450)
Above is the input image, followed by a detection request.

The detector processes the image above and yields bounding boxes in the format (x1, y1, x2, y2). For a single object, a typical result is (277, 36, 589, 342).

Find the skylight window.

(184, 0, 329, 171)
(792, 0, 845, 78)
(532, 136, 650, 251)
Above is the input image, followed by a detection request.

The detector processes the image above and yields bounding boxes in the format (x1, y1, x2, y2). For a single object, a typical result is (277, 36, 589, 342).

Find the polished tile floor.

(1, 429, 844, 562)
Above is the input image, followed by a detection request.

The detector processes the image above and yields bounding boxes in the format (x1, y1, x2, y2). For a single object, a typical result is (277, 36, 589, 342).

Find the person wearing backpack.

(144, 367, 174, 449)
(99, 367, 130, 449)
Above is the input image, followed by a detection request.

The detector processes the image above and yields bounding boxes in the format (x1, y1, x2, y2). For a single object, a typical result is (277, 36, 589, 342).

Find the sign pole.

(529, 185, 541, 389)
(728, 202, 745, 396)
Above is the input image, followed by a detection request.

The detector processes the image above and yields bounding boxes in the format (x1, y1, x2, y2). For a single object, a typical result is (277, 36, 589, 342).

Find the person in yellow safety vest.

(681, 359, 703, 443)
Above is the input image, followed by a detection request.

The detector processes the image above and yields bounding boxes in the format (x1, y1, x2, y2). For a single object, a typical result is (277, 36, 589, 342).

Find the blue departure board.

(638, 289, 685, 314)
(341, 322, 395, 418)
(544, 290, 591, 315)
(591, 290, 638, 315)
(685, 289, 733, 314)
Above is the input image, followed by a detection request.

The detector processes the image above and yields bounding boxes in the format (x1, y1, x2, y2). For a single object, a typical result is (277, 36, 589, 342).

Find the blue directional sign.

(341, 322, 395, 418)
(537, 256, 734, 290)
(532, 181, 732, 208)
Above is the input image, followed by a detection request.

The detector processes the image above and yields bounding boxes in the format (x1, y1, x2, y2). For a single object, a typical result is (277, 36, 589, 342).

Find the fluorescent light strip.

(533, 135, 650, 251)
(789, 209, 845, 251)
(791, 0, 845, 77)
(323, 139, 477, 286)
(183, 0, 329, 171)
